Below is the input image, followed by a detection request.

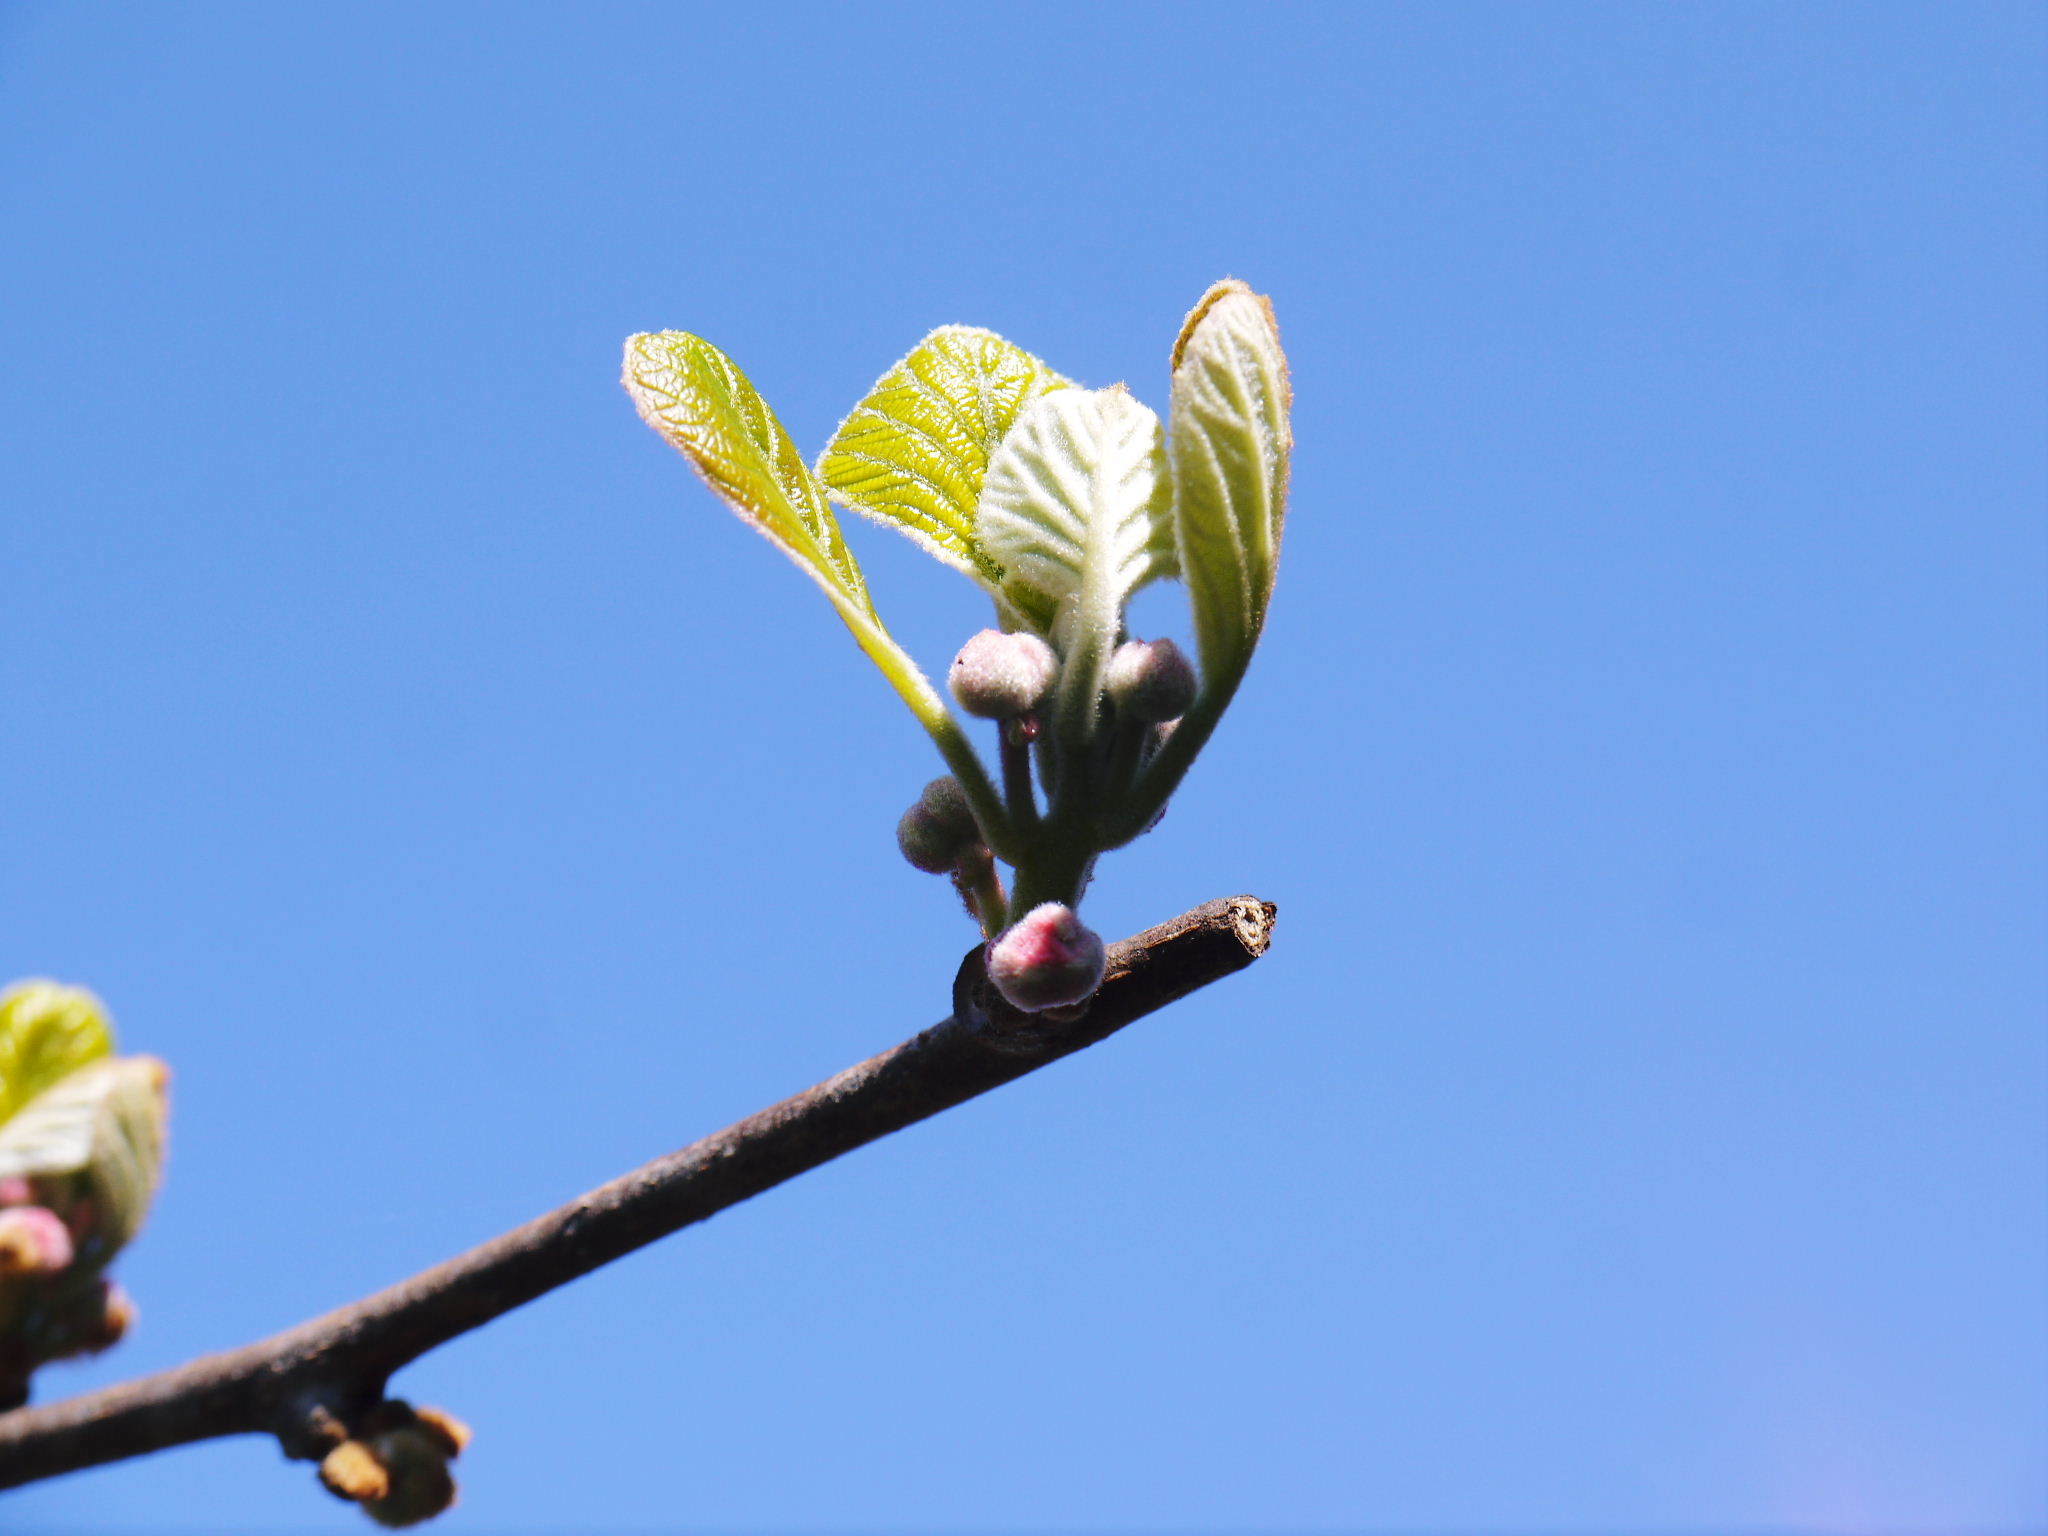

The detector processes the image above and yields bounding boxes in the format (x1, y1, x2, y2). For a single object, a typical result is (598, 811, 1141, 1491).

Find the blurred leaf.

(1166, 279, 1291, 685)
(0, 1057, 167, 1257)
(0, 982, 113, 1127)
(623, 331, 872, 612)
(817, 326, 1074, 590)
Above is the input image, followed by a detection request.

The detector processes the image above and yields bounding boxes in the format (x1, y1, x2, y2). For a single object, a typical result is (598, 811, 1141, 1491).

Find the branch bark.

(0, 896, 1276, 1494)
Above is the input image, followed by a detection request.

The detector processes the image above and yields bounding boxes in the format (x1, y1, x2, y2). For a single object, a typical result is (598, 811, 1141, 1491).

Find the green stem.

(1097, 661, 1247, 849)
(830, 600, 1020, 865)
(955, 857, 1008, 941)
(1000, 718, 1042, 835)
(1006, 838, 1097, 924)
(1098, 711, 1149, 814)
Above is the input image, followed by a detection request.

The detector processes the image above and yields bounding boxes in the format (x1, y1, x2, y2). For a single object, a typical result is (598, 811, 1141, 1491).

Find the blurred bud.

(986, 904, 1107, 1013)
(81, 1279, 135, 1353)
(318, 1404, 469, 1528)
(949, 629, 1059, 719)
(896, 776, 984, 875)
(411, 1406, 473, 1459)
(363, 1421, 461, 1528)
(0, 1206, 73, 1277)
(321, 1440, 391, 1504)
(1105, 637, 1196, 722)
(0, 1178, 31, 1207)
(8, 1276, 134, 1369)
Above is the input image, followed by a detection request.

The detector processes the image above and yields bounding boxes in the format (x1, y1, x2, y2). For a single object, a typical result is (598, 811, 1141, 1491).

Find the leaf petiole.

(822, 593, 1019, 865)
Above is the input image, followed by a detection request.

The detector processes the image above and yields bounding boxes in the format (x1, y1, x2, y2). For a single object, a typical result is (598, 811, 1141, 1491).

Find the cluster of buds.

(0, 1174, 136, 1409)
(898, 629, 1201, 1016)
(633, 279, 1290, 1026)
(316, 1399, 473, 1528)
(0, 982, 168, 1409)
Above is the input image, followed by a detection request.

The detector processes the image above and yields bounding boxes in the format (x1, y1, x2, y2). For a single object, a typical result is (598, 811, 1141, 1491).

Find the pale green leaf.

(0, 981, 114, 1127)
(818, 326, 1076, 592)
(623, 331, 872, 613)
(978, 386, 1173, 645)
(1166, 279, 1292, 685)
(0, 1056, 167, 1255)
(978, 386, 1174, 768)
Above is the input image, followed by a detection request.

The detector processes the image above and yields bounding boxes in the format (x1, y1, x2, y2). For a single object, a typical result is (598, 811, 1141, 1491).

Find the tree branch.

(0, 896, 1276, 1494)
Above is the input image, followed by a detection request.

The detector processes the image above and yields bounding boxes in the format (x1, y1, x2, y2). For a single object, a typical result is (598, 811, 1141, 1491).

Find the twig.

(0, 896, 1276, 1493)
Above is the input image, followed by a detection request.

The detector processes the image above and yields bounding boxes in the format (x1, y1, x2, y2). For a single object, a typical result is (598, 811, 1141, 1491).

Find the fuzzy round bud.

(0, 1206, 74, 1277)
(0, 1177, 31, 1207)
(895, 806, 965, 874)
(1105, 637, 1196, 722)
(949, 629, 1059, 719)
(986, 903, 1108, 1013)
(896, 776, 983, 875)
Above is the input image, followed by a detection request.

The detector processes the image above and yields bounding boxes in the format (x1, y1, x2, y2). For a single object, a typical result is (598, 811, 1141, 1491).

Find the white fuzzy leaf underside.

(0, 1057, 166, 1253)
(976, 386, 1173, 653)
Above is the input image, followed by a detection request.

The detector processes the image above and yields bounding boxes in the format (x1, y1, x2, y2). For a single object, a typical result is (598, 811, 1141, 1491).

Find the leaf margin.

(1165, 277, 1293, 687)
(622, 329, 873, 615)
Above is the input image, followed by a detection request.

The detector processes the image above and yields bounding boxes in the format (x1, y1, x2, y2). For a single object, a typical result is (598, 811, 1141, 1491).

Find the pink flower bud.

(986, 903, 1107, 1013)
(1105, 637, 1196, 723)
(949, 629, 1059, 719)
(0, 1178, 31, 1207)
(0, 1206, 74, 1277)
(896, 776, 983, 875)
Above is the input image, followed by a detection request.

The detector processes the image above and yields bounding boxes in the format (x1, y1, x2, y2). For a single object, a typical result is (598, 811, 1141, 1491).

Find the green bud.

(896, 777, 983, 875)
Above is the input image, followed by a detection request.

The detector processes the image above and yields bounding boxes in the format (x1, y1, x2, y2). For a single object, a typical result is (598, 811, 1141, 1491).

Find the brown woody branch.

(0, 896, 1277, 1494)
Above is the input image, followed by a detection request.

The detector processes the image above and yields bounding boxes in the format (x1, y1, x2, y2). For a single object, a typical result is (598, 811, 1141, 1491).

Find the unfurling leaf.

(0, 1056, 168, 1256)
(818, 327, 1073, 591)
(0, 982, 113, 1127)
(1167, 279, 1291, 688)
(977, 386, 1174, 646)
(623, 331, 872, 613)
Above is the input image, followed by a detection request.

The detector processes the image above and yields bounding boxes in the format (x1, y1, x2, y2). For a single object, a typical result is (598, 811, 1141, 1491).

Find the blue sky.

(2, 3, 2043, 1532)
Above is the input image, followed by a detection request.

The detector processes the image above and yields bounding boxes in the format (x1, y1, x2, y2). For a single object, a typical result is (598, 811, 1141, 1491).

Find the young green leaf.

(0, 982, 114, 1127)
(0, 1056, 167, 1254)
(623, 331, 872, 614)
(624, 329, 1016, 856)
(1166, 279, 1292, 687)
(817, 327, 1074, 591)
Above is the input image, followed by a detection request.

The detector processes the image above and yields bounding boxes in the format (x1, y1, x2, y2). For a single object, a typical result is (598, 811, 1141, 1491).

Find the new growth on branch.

(0, 280, 1289, 1528)
(624, 279, 1293, 1011)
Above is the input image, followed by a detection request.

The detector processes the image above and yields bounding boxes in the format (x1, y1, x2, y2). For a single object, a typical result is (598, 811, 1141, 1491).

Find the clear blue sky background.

(3, 4, 2042, 1533)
